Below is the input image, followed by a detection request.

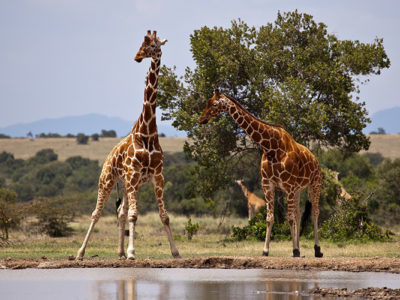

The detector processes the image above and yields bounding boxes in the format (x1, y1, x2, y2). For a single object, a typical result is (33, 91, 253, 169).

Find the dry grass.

(0, 137, 188, 163)
(361, 134, 400, 160)
(1, 135, 399, 164)
(1, 213, 399, 260)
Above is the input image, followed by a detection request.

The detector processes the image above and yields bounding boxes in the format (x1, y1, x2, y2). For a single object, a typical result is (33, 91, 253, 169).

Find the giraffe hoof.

(172, 250, 181, 258)
(314, 245, 323, 258)
(262, 251, 269, 257)
(293, 249, 300, 257)
(127, 256, 136, 260)
(119, 255, 127, 260)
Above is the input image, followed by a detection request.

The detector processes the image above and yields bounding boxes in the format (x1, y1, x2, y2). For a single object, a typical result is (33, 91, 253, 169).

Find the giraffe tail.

(300, 199, 312, 236)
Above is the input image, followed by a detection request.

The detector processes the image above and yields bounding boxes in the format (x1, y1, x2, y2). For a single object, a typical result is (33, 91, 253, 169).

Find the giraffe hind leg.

(152, 174, 180, 258)
(309, 184, 323, 258)
(76, 177, 115, 260)
(117, 190, 129, 259)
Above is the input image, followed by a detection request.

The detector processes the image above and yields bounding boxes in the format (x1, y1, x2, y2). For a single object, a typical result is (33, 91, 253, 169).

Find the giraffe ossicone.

(76, 30, 180, 261)
(200, 89, 323, 258)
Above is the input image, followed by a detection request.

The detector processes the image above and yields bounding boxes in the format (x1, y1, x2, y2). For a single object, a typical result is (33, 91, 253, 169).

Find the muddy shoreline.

(1, 256, 400, 273)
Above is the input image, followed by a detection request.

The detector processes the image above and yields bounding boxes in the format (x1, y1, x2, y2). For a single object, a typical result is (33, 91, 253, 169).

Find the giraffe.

(200, 89, 323, 257)
(332, 171, 352, 202)
(76, 30, 180, 260)
(235, 180, 265, 220)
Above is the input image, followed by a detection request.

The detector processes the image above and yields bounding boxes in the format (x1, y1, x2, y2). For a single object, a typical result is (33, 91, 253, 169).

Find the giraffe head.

(199, 89, 228, 124)
(134, 30, 167, 63)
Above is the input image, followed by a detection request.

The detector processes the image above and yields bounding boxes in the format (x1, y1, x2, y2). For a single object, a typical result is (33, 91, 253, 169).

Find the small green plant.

(232, 211, 291, 241)
(185, 218, 199, 240)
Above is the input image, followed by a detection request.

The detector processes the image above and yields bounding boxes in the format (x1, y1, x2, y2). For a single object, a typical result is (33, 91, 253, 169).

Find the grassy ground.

(1, 135, 400, 163)
(1, 213, 399, 260)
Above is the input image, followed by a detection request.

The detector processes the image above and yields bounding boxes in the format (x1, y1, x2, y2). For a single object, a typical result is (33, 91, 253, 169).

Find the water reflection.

(96, 279, 321, 300)
(0, 268, 399, 300)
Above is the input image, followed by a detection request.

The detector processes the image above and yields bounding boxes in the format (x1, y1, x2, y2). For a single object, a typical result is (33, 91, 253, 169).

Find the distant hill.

(365, 107, 400, 134)
(0, 114, 186, 138)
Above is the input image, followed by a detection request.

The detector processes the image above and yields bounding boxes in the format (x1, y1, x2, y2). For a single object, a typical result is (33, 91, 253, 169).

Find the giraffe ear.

(160, 39, 168, 45)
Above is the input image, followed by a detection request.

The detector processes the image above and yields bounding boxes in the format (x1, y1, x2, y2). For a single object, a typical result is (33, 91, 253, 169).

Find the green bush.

(185, 218, 199, 240)
(319, 196, 392, 242)
(30, 198, 75, 237)
(0, 188, 19, 239)
(232, 210, 291, 241)
(76, 133, 89, 145)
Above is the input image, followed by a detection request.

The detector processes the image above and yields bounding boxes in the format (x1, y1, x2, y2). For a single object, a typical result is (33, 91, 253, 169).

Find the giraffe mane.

(223, 94, 283, 129)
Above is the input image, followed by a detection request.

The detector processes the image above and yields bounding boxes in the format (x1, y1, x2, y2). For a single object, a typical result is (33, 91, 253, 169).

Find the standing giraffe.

(76, 30, 180, 260)
(200, 89, 323, 257)
(235, 180, 265, 220)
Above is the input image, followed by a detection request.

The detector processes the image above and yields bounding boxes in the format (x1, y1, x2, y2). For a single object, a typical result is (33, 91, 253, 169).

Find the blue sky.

(0, 0, 399, 128)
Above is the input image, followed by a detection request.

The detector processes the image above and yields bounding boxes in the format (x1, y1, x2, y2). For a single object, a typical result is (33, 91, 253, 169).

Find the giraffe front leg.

(152, 174, 181, 258)
(126, 190, 138, 260)
(261, 182, 274, 256)
(287, 192, 300, 257)
(117, 191, 128, 259)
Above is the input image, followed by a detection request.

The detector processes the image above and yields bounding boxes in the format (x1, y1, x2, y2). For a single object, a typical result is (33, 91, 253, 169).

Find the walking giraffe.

(200, 89, 323, 257)
(76, 30, 180, 260)
(235, 180, 265, 220)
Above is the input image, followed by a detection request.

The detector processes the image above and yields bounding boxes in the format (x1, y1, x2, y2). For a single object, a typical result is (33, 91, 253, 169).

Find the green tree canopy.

(157, 11, 390, 198)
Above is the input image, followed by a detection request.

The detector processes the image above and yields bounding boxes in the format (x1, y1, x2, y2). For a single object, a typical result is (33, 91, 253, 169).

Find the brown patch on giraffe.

(150, 152, 162, 168)
(237, 116, 244, 124)
(148, 117, 157, 133)
(252, 132, 261, 143)
(252, 122, 259, 131)
(270, 138, 278, 149)
(280, 171, 290, 182)
(261, 139, 271, 149)
(146, 88, 153, 101)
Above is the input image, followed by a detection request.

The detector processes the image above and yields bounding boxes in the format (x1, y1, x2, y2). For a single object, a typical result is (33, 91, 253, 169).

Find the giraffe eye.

(212, 103, 218, 107)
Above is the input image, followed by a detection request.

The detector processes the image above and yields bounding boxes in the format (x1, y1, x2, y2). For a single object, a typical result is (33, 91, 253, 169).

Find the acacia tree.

(157, 11, 390, 198)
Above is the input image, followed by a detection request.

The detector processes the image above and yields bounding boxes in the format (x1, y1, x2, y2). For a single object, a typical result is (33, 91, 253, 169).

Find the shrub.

(30, 198, 75, 237)
(319, 195, 392, 242)
(100, 129, 117, 137)
(28, 149, 58, 165)
(91, 133, 100, 141)
(76, 133, 89, 145)
(185, 218, 199, 240)
(0, 188, 20, 239)
(232, 210, 291, 241)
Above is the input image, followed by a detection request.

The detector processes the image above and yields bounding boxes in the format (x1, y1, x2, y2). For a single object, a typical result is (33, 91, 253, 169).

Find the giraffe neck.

(133, 52, 161, 136)
(224, 97, 278, 147)
(238, 181, 249, 197)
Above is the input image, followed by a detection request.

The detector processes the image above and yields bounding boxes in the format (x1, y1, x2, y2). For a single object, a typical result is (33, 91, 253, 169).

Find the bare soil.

(1, 256, 400, 273)
(309, 287, 400, 299)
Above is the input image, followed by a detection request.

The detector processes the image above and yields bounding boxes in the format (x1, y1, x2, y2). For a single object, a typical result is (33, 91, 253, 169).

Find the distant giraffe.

(200, 89, 323, 257)
(235, 180, 265, 220)
(76, 31, 180, 260)
(332, 171, 352, 202)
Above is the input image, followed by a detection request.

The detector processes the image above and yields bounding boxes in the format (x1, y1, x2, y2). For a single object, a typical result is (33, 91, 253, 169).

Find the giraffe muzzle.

(199, 117, 208, 125)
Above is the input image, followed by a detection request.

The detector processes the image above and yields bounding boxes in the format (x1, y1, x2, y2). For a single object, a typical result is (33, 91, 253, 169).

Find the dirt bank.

(310, 287, 400, 299)
(1, 256, 400, 273)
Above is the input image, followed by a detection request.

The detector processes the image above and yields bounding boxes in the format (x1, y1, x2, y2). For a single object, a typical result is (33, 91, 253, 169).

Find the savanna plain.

(1, 136, 400, 272)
